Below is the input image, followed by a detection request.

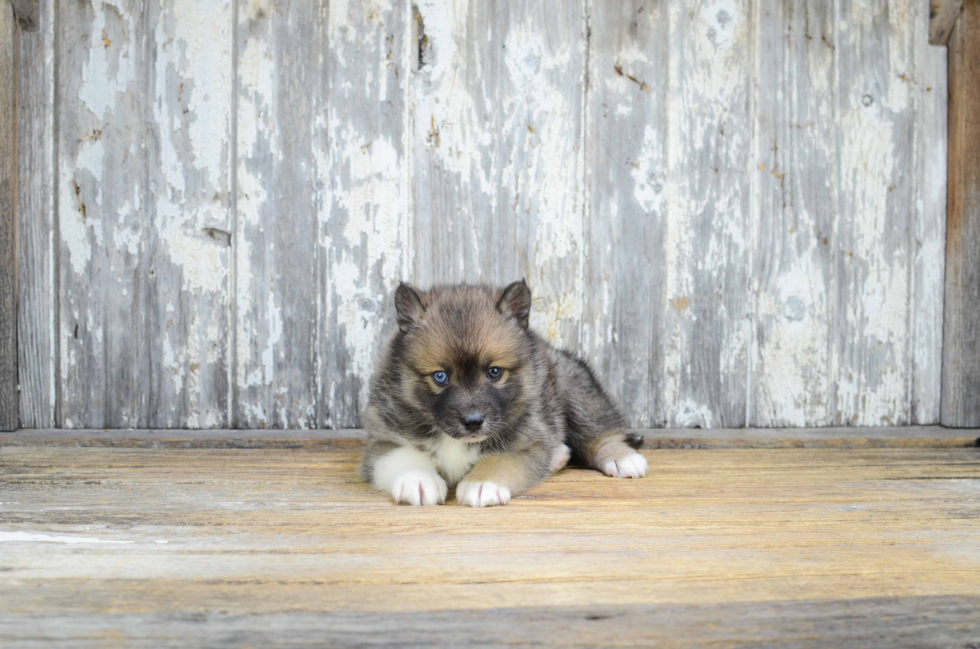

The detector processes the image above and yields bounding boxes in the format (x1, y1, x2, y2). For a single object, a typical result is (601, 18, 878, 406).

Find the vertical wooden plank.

(834, 0, 916, 426)
(235, 0, 319, 428)
(0, 1, 16, 431)
(16, 0, 54, 428)
(912, 0, 947, 425)
(412, 0, 587, 351)
(496, 0, 587, 351)
(145, 0, 233, 428)
(942, 0, 980, 427)
(411, 0, 498, 287)
(929, 0, 964, 45)
(750, 0, 836, 427)
(663, 0, 752, 428)
(10, 2, 38, 32)
(316, 0, 412, 428)
(582, 0, 668, 427)
(57, 0, 148, 428)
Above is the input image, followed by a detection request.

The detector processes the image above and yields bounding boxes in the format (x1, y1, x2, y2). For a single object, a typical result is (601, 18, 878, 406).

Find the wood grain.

(56, 0, 148, 428)
(751, 0, 836, 426)
(930, 0, 964, 44)
(0, 445, 978, 646)
(583, 0, 667, 428)
(0, 2, 16, 432)
(10, 0, 955, 430)
(412, 0, 587, 350)
(664, 0, 752, 427)
(912, 1, 948, 424)
(234, 0, 319, 429)
(9, 1, 37, 31)
(2, 597, 977, 648)
(15, 0, 53, 428)
(316, 0, 412, 428)
(835, 0, 917, 426)
(943, 0, 980, 427)
(1, 426, 977, 450)
(145, 0, 233, 429)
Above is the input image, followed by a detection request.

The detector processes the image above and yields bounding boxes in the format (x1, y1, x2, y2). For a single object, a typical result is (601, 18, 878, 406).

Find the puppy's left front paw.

(602, 452, 648, 479)
(549, 444, 571, 473)
(456, 480, 512, 508)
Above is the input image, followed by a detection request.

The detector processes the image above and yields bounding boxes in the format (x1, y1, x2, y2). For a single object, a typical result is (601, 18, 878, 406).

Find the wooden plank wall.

(1, 1, 17, 431)
(14, 0, 949, 430)
(942, 0, 980, 427)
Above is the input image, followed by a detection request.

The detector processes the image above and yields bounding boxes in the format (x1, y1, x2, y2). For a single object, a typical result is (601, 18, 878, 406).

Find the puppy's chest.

(428, 435, 482, 485)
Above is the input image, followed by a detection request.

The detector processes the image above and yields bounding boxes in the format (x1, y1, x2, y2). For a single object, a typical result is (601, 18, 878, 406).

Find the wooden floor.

(1, 432, 979, 647)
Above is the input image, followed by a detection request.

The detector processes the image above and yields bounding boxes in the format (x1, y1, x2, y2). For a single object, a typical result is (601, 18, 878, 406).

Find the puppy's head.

(393, 280, 534, 442)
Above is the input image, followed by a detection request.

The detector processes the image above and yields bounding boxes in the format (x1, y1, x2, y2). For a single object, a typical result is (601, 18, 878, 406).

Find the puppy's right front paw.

(391, 470, 448, 506)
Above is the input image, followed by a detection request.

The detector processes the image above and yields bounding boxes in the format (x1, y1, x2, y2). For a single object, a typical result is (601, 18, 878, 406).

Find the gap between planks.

(1, 427, 977, 450)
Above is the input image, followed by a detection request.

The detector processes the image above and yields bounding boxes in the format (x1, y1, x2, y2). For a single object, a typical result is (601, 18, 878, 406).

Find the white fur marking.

(549, 444, 571, 473)
(372, 446, 446, 505)
(456, 481, 511, 508)
(391, 470, 448, 506)
(431, 435, 481, 486)
(602, 452, 648, 479)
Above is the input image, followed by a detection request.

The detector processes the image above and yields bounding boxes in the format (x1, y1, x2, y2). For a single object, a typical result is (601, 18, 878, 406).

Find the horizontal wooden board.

(0, 445, 979, 646)
(2, 597, 979, 649)
(2, 427, 978, 449)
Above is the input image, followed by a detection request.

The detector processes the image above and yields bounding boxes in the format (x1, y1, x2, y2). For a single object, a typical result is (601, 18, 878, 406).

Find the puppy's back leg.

(587, 430, 648, 479)
(557, 354, 647, 479)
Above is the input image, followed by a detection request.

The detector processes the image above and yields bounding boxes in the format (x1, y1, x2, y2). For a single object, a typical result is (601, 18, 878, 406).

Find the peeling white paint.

(78, 1, 137, 121)
(838, 83, 910, 425)
(501, 16, 583, 348)
(662, 1, 750, 426)
(43, 0, 946, 430)
(60, 139, 105, 277)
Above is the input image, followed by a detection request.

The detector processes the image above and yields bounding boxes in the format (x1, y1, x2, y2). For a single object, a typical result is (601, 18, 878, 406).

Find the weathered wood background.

(15, 0, 948, 430)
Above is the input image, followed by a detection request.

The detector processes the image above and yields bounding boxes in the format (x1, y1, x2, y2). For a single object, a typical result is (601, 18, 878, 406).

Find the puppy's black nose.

(461, 413, 485, 432)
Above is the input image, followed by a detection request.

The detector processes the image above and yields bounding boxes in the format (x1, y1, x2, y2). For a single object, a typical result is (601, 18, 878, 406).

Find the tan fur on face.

(404, 288, 526, 374)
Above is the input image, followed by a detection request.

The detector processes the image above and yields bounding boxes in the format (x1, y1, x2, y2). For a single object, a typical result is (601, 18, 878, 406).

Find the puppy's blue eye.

(433, 371, 449, 385)
(487, 366, 502, 381)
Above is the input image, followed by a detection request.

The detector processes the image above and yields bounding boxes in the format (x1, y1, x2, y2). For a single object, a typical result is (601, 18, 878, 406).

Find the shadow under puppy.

(360, 280, 647, 507)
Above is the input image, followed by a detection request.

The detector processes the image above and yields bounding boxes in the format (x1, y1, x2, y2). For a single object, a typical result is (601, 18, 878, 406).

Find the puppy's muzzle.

(460, 412, 485, 432)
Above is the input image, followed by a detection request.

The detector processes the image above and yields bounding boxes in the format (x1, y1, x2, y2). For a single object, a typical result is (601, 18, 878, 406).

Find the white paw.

(602, 452, 648, 479)
(456, 480, 512, 508)
(391, 470, 447, 506)
(549, 444, 571, 473)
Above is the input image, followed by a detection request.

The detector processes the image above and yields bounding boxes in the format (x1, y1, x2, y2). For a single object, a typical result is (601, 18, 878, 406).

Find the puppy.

(360, 280, 647, 507)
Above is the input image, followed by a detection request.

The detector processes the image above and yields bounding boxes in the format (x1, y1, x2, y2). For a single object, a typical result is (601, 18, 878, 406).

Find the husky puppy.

(360, 280, 647, 507)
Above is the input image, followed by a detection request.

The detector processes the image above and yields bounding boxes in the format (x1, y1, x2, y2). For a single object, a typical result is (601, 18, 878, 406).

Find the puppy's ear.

(497, 279, 532, 328)
(395, 282, 426, 332)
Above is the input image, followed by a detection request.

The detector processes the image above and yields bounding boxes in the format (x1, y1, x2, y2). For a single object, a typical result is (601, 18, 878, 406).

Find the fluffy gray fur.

(360, 280, 646, 506)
